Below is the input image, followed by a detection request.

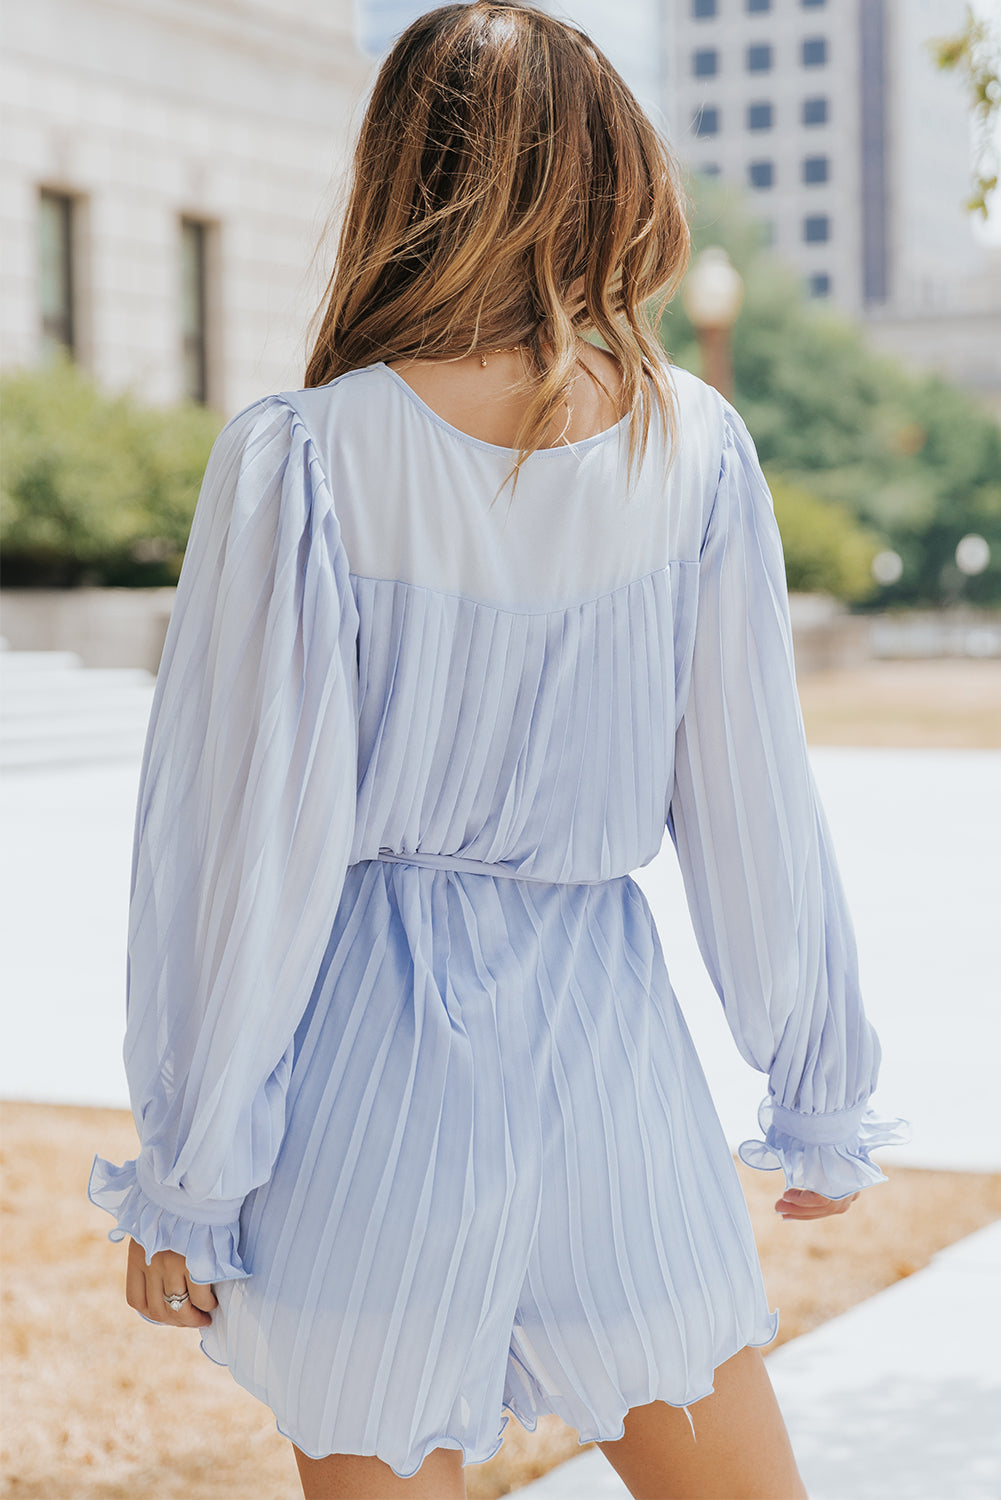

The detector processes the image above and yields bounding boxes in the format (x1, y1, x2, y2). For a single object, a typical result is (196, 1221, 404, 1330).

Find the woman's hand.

(775, 1187, 860, 1220)
(125, 1237, 218, 1326)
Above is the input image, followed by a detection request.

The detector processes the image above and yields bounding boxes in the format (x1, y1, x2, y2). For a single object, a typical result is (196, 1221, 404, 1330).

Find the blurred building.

(659, 0, 1001, 415)
(0, 0, 372, 416)
(2, 0, 998, 419)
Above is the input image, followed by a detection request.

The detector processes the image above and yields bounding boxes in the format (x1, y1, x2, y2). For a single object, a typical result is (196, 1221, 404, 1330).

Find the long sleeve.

(87, 395, 360, 1281)
(668, 397, 909, 1200)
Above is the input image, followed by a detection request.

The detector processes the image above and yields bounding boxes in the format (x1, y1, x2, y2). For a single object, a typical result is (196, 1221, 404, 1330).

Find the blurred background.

(1, 2, 999, 1498)
(3, 0, 1001, 650)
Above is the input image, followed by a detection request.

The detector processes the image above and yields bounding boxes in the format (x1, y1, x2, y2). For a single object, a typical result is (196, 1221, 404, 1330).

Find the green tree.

(661, 174, 1001, 607)
(766, 473, 881, 603)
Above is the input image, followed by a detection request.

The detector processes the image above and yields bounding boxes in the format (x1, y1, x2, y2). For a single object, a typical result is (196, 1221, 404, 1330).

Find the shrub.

(766, 470, 882, 603)
(0, 354, 221, 587)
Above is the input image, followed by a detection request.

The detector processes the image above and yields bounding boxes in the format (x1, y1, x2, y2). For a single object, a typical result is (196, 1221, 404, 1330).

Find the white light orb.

(682, 247, 745, 330)
(955, 533, 990, 576)
(871, 549, 904, 586)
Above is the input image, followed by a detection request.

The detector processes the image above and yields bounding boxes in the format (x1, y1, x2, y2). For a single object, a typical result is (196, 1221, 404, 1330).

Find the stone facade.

(0, 0, 373, 416)
(2, 0, 997, 417)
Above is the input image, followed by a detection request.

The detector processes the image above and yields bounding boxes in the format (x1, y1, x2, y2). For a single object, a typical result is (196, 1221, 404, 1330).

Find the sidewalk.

(515, 1218, 1001, 1500)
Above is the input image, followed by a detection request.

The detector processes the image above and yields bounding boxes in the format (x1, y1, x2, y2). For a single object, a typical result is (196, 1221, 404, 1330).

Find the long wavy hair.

(304, 0, 692, 500)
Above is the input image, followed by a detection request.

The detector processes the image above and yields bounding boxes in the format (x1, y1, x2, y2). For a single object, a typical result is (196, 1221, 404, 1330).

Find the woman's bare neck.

(385, 342, 626, 449)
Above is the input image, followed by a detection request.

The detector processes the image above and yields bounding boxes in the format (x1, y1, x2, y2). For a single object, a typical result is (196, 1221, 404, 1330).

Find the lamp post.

(681, 247, 745, 402)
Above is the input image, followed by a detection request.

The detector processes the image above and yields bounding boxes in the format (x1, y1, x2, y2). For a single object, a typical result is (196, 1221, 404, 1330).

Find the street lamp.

(955, 534, 990, 578)
(681, 246, 745, 401)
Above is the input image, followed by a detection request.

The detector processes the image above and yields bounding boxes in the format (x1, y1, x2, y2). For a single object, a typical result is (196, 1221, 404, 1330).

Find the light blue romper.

(89, 358, 908, 1476)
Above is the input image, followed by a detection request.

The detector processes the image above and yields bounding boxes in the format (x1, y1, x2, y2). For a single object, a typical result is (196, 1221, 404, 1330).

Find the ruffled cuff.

(736, 1094, 912, 1201)
(87, 1153, 250, 1284)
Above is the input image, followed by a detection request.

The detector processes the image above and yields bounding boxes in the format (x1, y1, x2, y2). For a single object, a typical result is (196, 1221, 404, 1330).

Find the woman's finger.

(125, 1237, 150, 1315)
(147, 1266, 212, 1327)
(140, 1259, 171, 1325)
(187, 1277, 218, 1314)
(775, 1189, 860, 1219)
(139, 1248, 213, 1327)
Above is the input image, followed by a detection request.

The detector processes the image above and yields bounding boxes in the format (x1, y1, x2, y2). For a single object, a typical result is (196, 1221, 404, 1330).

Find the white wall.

(0, 0, 373, 415)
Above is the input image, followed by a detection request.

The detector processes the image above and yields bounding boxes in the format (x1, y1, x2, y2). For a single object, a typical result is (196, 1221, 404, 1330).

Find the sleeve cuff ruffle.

(736, 1094, 912, 1201)
(87, 1154, 250, 1284)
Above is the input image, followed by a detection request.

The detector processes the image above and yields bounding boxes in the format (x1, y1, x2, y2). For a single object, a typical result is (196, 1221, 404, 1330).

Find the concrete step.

(2, 733, 151, 772)
(2, 664, 154, 693)
(2, 686, 155, 721)
(0, 648, 86, 673)
(3, 710, 152, 745)
(0, 649, 155, 770)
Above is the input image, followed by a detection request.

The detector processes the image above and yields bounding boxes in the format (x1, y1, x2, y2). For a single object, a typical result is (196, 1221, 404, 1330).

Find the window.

(693, 106, 720, 137)
(801, 0, 826, 7)
(180, 218, 210, 404)
(39, 189, 75, 358)
(748, 160, 774, 188)
(802, 37, 828, 66)
(698, 163, 722, 176)
(692, 0, 717, 16)
(693, 48, 718, 77)
(803, 155, 829, 183)
(747, 0, 771, 11)
(802, 96, 828, 125)
(747, 101, 774, 130)
(803, 214, 830, 242)
(808, 272, 831, 296)
(747, 43, 773, 72)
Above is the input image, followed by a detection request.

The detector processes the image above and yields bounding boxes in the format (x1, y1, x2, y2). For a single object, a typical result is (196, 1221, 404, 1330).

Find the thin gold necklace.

(478, 343, 524, 368)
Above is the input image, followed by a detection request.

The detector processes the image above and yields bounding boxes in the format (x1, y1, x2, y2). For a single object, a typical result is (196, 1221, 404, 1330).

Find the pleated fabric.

(88, 359, 908, 1476)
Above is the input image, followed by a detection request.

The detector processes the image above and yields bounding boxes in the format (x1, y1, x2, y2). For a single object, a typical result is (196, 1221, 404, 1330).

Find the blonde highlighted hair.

(305, 0, 692, 498)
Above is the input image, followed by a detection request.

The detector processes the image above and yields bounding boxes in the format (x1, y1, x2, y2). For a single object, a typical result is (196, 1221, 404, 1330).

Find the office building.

(659, 0, 1001, 412)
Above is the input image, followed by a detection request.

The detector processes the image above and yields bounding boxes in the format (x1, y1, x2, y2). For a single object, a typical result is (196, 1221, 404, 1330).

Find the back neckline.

(374, 360, 631, 458)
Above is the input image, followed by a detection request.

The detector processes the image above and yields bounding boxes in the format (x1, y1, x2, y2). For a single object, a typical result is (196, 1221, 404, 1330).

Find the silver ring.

(163, 1290, 190, 1311)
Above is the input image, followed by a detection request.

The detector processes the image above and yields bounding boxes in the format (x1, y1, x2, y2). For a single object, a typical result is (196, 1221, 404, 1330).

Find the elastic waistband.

(369, 849, 613, 885)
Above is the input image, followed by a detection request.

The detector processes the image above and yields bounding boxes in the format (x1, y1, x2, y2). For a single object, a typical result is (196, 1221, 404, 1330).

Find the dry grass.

(3, 1101, 1000, 1500)
(797, 658, 1001, 749)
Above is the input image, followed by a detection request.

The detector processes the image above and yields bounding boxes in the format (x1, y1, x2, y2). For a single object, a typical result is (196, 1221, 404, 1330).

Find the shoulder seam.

(276, 365, 380, 403)
(699, 390, 732, 554)
(217, 391, 294, 440)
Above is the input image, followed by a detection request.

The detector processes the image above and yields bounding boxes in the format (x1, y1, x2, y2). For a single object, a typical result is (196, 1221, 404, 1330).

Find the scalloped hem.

(198, 1310, 781, 1476)
(275, 1417, 512, 1477)
(555, 1308, 781, 1449)
(737, 1096, 912, 1201)
(87, 1153, 249, 1284)
(196, 1338, 516, 1479)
